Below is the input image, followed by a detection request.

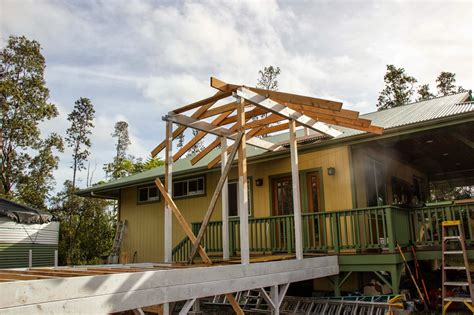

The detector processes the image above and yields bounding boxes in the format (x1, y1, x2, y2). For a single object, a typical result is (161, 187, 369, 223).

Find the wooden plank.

(289, 120, 303, 260)
(151, 100, 215, 157)
(164, 120, 173, 263)
(173, 90, 234, 114)
(199, 101, 236, 119)
(154, 178, 212, 264)
(0, 256, 339, 313)
(254, 123, 290, 137)
(225, 293, 244, 315)
(165, 114, 237, 139)
(221, 137, 230, 260)
(236, 87, 342, 138)
(218, 107, 267, 126)
(188, 132, 243, 263)
(211, 77, 342, 111)
(0, 269, 105, 277)
(0, 272, 55, 281)
(244, 113, 287, 129)
(206, 126, 264, 169)
(237, 97, 250, 265)
(274, 99, 359, 119)
(172, 111, 233, 161)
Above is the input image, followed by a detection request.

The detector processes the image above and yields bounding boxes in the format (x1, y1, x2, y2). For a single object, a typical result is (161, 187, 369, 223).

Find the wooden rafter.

(218, 107, 268, 126)
(199, 101, 236, 119)
(211, 77, 342, 111)
(172, 111, 233, 161)
(237, 87, 342, 137)
(173, 90, 235, 114)
(165, 114, 238, 139)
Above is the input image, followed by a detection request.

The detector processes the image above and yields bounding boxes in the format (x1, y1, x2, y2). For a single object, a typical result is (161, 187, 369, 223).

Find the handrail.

(172, 202, 474, 261)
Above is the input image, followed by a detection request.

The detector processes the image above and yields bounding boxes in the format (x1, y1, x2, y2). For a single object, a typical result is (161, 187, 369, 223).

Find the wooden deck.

(0, 255, 338, 314)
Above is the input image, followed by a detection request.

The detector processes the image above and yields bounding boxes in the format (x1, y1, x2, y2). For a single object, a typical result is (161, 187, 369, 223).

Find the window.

(365, 159, 387, 207)
(228, 179, 252, 217)
(272, 176, 294, 215)
(137, 186, 160, 203)
(173, 176, 205, 198)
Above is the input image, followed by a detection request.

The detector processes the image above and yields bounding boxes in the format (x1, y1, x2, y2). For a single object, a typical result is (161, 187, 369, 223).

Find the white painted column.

(289, 119, 303, 260)
(164, 119, 173, 263)
(221, 137, 230, 260)
(28, 249, 32, 268)
(237, 97, 250, 264)
(271, 285, 280, 315)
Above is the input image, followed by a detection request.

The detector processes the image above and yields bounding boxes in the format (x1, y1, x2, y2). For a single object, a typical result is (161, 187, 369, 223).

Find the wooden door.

(271, 176, 294, 216)
(306, 171, 323, 248)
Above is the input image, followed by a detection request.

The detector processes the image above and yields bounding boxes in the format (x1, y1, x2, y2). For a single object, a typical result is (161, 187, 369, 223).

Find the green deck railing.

(172, 203, 474, 261)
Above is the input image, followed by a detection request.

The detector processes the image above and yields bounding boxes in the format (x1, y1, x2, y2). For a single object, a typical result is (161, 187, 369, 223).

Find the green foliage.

(377, 65, 417, 110)
(176, 132, 185, 149)
(416, 84, 435, 101)
(16, 133, 64, 210)
(112, 121, 131, 161)
(257, 65, 281, 91)
(51, 181, 115, 265)
(436, 71, 466, 96)
(187, 129, 205, 157)
(66, 97, 95, 189)
(0, 35, 60, 205)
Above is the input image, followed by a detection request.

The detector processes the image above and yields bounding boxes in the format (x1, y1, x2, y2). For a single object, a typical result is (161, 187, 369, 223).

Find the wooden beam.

(151, 98, 216, 157)
(244, 113, 287, 129)
(164, 120, 173, 263)
(289, 120, 303, 260)
(154, 178, 212, 264)
(237, 87, 342, 138)
(274, 99, 359, 119)
(199, 101, 236, 119)
(211, 77, 342, 111)
(165, 114, 238, 139)
(172, 111, 233, 161)
(237, 97, 250, 265)
(173, 90, 234, 114)
(178, 298, 196, 315)
(218, 107, 267, 126)
(254, 123, 290, 137)
(221, 137, 230, 260)
(188, 132, 243, 263)
(225, 293, 244, 315)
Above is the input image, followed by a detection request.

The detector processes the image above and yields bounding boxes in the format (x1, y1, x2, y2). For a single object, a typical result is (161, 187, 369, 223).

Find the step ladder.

(441, 220, 474, 314)
(108, 220, 127, 264)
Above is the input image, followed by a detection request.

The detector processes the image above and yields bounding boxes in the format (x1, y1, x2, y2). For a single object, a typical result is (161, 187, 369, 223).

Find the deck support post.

(178, 298, 196, 315)
(237, 96, 250, 265)
(289, 119, 303, 259)
(390, 263, 404, 294)
(221, 137, 230, 260)
(259, 283, 289, 315)
(164, 118, 173, 263)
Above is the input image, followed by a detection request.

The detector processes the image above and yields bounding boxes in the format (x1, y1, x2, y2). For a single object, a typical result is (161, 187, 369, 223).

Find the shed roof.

(77, 91, 472, 197)
(0, 198, 53, 224)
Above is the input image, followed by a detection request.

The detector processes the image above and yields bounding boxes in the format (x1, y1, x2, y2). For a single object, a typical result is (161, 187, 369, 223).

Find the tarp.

(0, 198, 53, 224)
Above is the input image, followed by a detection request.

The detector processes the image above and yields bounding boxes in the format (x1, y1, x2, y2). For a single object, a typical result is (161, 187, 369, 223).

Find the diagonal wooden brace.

(188, 132, 244, 263)
(154, 178, 212, 264)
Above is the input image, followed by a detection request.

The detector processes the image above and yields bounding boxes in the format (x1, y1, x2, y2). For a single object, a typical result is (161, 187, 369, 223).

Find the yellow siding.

(120, 145, 354, 262)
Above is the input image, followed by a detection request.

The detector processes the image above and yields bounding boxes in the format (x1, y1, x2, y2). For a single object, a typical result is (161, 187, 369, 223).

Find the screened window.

(137, 186, 160, 203)
(365, 159, 387, 207)
(173, 176, 205, 198)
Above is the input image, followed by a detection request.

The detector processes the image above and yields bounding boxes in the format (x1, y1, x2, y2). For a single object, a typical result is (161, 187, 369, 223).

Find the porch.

(173, 201, 474, 293)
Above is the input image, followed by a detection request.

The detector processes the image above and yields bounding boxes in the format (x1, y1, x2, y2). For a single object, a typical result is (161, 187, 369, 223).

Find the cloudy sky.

(1, 0, 472, 191)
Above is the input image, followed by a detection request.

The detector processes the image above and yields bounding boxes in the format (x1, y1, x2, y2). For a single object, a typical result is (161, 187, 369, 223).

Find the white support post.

(28, 249, 32, 268)
(54, 250, 58, 267)
(164, 119, 173, 263)
(237, 96, 250, 265)
(271, 285, 280, 315)
(289, 120, 303, 260)
(221, 137, 230, 260)
(179, 298, 196, 315)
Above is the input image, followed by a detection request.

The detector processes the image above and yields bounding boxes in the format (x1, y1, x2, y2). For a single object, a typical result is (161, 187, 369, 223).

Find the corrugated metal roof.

(78, 92, 472, 195)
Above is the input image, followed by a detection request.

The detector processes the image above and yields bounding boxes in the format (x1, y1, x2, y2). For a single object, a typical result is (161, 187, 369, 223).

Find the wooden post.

(221, 137, 230, 260)
(289, 119, 303, 260)
(54, 250, 58, 267)
(164, 119, 173, 263)
(237, 96, 250, 265)
(28, 249, 32, 268)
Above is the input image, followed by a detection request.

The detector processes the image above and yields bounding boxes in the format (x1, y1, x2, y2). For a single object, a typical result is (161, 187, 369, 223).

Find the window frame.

(172, 176, 206, 199)
(228, 177, 253, 218)
(137, 185, 161, 204)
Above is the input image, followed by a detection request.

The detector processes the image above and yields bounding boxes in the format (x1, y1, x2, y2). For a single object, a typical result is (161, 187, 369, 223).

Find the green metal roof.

(77, 92, 472, 197)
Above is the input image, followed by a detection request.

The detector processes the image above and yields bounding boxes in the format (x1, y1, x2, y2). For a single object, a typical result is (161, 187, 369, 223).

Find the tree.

(436, 72, 456, 96)
(416, 84, 435, 101)
(187, 129, 205, 156)
(257, 65, 281, 91)
(103, 121, 133, 180)
(66, 98, 95, 190)
(16, 133, 63, 209)
(0, 35, 59, 198)
(376, 65, 417, 110)
(176, 133, 185, 149)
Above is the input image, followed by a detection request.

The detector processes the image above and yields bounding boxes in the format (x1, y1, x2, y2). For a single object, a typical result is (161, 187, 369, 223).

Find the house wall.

(352, 146, 427, 208)
(119, 145, 354, 263)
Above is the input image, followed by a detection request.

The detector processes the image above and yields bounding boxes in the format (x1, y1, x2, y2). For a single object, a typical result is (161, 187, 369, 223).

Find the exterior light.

(255, 178, 263, 186)
(327, 167, 336, 176)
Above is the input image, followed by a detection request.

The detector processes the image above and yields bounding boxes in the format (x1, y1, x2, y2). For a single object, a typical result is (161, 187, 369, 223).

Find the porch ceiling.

(358, 122, 474, 182)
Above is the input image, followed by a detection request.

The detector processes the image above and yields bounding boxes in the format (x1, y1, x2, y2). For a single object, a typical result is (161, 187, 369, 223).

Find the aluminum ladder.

(441, 220, 474, 314)
(108, 220, 127, 264)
